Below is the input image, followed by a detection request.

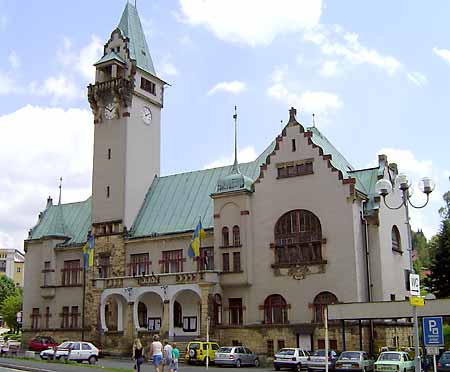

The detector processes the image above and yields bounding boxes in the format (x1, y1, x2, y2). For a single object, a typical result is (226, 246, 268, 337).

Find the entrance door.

(297, 334, 312, 351)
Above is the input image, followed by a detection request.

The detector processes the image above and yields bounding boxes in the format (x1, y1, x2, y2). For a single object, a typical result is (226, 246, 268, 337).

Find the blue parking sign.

(423, 317, 444, 346)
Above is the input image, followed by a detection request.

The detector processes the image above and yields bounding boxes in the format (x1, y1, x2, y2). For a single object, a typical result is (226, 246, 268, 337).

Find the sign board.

(426, 347, 440, 355)
(409, 273, 420, 296)
(410, 296, 425, 307)
(423, 317, 444, 346)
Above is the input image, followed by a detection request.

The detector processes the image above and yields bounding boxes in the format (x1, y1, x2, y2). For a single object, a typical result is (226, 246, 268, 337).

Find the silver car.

(307, 349, 339, 371)
(214, 346, 260, 367)
(335, 351, 374, 372)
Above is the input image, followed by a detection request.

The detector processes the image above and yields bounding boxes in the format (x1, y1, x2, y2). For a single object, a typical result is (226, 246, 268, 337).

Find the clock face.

(104, 103, 115, 120)
(142, 106, 152, 125)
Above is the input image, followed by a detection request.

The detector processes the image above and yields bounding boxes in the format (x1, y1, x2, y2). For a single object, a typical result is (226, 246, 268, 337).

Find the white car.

(40, 341, 99, 364)
(274, 348, 310, 372)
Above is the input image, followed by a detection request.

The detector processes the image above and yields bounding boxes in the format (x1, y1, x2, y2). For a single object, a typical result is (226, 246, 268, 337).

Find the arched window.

(222, 227, 229, 247)
(174, 301, 182, 328)
(233, 225, 241, 246)
(213, 294, 222, 325)
(392, 226, 402, 253)
(274, 210, 323, 265)
(313, 292, 338, 323)
(138, 302, 147, 328)
(264, 294, 288, 324)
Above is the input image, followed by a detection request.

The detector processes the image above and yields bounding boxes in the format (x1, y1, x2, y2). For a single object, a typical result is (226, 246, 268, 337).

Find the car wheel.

(88, 355, 97, 365)
(236, 359, 242, 368)
(296, 364, 302, 372)
(189, 349, 196, 358)
(254, 359, 260, 368)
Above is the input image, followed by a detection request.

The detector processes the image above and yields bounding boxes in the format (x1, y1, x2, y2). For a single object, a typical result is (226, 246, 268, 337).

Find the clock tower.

(88, 2, 166, 230)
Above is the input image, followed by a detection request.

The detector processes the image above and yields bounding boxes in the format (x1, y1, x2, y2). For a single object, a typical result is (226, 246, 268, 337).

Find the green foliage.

(0, 293, 22, 332)
(0, 276, 19, 305)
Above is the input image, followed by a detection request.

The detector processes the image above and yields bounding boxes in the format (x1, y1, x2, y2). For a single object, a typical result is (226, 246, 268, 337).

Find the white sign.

(409, 273, 420, 296)
(426, 346, 440, 355)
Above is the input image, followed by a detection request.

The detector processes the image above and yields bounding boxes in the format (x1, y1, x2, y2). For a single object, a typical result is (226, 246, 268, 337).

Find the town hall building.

(23, 2, 413, 356)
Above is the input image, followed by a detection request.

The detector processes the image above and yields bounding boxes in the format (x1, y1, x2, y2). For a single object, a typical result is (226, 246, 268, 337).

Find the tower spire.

(231, 106, 240, 174)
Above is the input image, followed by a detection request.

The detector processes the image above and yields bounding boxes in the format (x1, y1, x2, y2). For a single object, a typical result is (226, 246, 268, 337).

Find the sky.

(0, 0, 449, 250)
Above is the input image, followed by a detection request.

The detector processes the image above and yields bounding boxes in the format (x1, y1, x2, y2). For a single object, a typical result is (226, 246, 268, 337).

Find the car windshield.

(440, 352, 450, 361)
(189, 343, 200, 350)
(379, 353, 401, 361)
(218, 347, 233, 353)
(313, 350, 330, 357)
(340, 352, 361, 360)
(278, 349, 295, 356)
(59, 342, 72, 349)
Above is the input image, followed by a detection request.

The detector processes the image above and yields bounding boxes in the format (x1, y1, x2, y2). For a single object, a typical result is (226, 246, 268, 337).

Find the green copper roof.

(94, 51, 126, 66)
(118, 2, 156, 75)
(29, 198, 91, 245)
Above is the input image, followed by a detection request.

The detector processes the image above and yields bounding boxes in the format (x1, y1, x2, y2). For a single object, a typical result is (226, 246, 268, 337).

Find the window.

(98, 255, 110, 278)
(61, 306, 70, 329)
(277, 160, 313, 179)
(82, 343, 92, 351)
(138, 302, 147, 328)
(278, 340, 286, 351)
(43, 261, 51, 286)
(264, 294, 288, 324)
(174, 301, 182, 328)
(0, 261, 6, 273)
(61, 260, 81, 286)
(197, 247, 214, 271)
(233, 252, 241, 272)
(106, 186, 110, 198)
(292, 139, 296, 151)
(161, 250, 183, 273)
(390, 294, 396, 301)
(222, 227, 229, 247)
(392, 226, 402, 253)
(183, 316, 197, 332)
(44, 307, 51, 329)
(129, 253, 150, 276)
(267, 340, 274, 357)
(70, 306, 79, 328)
(16, 267, 21, 273)
(232, 225, 241, 246)
(229, 298, 243, 325)
(141, 77, 156, 95)
(31, 308, 40, 329)
(274, 209, 323, 265)
(148, 318, 161, 331)
(213, 294, 222, 325)
(222, 253, 230, 272)
(313, 292, 338, 323)
(107, 148, 111, 160)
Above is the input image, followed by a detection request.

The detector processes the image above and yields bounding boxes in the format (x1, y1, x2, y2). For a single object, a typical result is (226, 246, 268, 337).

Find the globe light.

(419, 177, 435, 194)
(375, 178, 393, 197)
(396, 173, 410, 191)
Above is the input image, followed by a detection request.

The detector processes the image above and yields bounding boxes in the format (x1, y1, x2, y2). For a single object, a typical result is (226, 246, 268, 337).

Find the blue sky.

(0, 0, 449, 249)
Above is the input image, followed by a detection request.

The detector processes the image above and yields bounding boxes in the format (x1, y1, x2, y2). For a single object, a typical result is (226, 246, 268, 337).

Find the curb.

(0, 361, 55, 372)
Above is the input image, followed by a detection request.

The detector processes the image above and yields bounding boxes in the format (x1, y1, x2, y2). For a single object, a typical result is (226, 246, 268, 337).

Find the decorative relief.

(288, 265, 309, 280)
(274, 263, 326, 280)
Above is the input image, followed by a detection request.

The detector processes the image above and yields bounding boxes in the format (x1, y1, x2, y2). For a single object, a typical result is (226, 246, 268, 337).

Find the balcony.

(87, 78, 133, 99)
(272, 242, 326, 268)
(40, 286, 56, 299)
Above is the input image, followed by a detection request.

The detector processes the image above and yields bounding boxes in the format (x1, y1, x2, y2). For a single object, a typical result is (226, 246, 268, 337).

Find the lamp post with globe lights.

(375, 174, 435, 372)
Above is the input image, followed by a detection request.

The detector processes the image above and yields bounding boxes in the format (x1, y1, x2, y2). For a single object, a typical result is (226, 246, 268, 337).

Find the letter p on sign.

(409, 274, 420, 296)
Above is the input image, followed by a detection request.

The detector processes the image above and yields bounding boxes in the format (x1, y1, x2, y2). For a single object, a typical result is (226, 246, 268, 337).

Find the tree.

(0, 276, 18, 306)
(0, 293, 22, 333)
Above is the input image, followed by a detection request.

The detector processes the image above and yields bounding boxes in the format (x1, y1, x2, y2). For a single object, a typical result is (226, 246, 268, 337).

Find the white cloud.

(320, 61, 338, 77)
(377, 148, 432, 177)
(0, 72, 18, 95)
(267, 65, 342, 116)
(204, 146, 258, 169)
(304, 25, 402, 75)
(433, 47, 450, 65)
(178, 0, 322, 46)
(8, 51, 20, 70)
(207, 81, 247, 95)
(30, 75, 82, 102)
(160, 61, 179, 77)
(0, 105, 93, 249)
(407, 72, 428, 87)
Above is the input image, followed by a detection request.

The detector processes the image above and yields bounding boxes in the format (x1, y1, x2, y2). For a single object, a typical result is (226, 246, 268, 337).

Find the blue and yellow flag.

(188, 220, 205, 258)
(83, 235, 95, 269)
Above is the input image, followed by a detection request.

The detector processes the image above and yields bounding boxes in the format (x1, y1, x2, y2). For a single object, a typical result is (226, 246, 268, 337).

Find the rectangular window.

(70, 306, 79, 328)
(183, 316, 197, 332)
(129, 253, 150, 276)
(44, 307, 50, 329)
(107, 148, 111, 160)
(0, 261, 6, 273)
(292, 138, 296, 151)
(106, 186, 110, 198)
(161, 250, 183, 273)
(148, 317, 161, 331)
(31, 308, 40, 329)
(141, 77, 156, 95)
(197, 247, 214, 271)
(222, 253, 230, 272)
(61, 307, 70, 329)
(267, 340, 274, 357)
(98, 255, 110, 278)
(229, 298, 243, 325)
(233, 252, 241, 272)
(277, 161, 314, 179)
(277, 340, 285, 351)
(16, 267, 21, 273)
(43, 261, 51, 287)
(61, 260, 81, 286)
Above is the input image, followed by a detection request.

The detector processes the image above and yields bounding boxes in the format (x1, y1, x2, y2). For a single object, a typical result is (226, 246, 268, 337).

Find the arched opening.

(274, 209, 323, 265)
(264, 294, 288, 324)
(172, 290, 201, 335)
(173, 301, 182, 328)
(233, 225, 241, 246)
(392, 225, 402, 253)
(222, 227, 229, 247)
(213, 294, 222, 325)
(135, 292, 163, 331)
(313, 292, 338, 323)
(102, 294, 127, 332)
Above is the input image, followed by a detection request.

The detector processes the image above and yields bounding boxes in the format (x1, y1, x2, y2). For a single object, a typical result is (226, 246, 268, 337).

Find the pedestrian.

(149, 334, 163, 372)
(132, 338, 145, 372)
(170, 343, 180, 372)
(162, 340, 173, 372)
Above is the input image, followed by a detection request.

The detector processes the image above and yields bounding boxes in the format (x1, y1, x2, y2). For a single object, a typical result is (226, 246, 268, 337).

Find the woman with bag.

(132, 338, 145, 372)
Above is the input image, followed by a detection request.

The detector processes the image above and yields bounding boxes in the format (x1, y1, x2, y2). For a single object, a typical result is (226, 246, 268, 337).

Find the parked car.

(0, 340, 20, 356)
(185, 341, 220, 365)
(214, 346, 259, 368)
(335, 351, 374, 372)
(437, 351, 450, 372)
(29, 336, 58, 352)
(374, 351, 415, 372)
(40, 341, 99, 364)
(307, 349, 339, 371)
(274, 348, 309, 371)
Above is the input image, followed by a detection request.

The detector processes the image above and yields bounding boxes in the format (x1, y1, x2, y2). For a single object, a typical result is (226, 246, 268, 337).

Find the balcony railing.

(87, 77, 133, 98)
(127, 260, 152, 276)
(273, 243, 323, 266)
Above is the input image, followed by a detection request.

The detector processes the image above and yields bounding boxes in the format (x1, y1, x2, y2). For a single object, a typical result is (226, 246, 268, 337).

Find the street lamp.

(375, 173, 435, 372)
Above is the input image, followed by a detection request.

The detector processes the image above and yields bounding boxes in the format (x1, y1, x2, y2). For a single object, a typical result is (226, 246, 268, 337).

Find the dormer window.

(141, 77, 156, 95)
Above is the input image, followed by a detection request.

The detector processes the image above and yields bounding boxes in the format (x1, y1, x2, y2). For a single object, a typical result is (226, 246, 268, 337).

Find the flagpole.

(199, 216, 203, 272)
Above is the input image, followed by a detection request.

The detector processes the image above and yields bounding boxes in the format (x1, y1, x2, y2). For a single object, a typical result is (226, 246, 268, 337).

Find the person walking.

(162, 340, 173, 372)
(170, 343, 180, 372)
(132, 338, 145, 372)
(149, 335, 163, 372)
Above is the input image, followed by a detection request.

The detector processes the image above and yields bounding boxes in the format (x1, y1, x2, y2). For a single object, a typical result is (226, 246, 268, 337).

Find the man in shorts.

(162, 340, 173, 372)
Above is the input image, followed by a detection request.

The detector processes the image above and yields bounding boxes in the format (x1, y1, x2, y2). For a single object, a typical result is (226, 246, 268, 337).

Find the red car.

(29, 336, 58, 352)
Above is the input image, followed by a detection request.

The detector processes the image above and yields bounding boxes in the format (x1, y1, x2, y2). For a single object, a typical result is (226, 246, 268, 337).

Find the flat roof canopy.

(328, 299, 450, 320)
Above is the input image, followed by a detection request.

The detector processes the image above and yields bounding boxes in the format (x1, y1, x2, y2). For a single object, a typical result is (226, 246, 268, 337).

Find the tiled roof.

(118, 3, 156, 75)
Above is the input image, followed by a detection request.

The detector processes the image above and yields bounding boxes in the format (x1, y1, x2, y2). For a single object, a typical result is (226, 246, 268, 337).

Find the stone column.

(160, 301, 170, 339)
(124, 302, 135, 339)
(199, 283, 212, 337)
